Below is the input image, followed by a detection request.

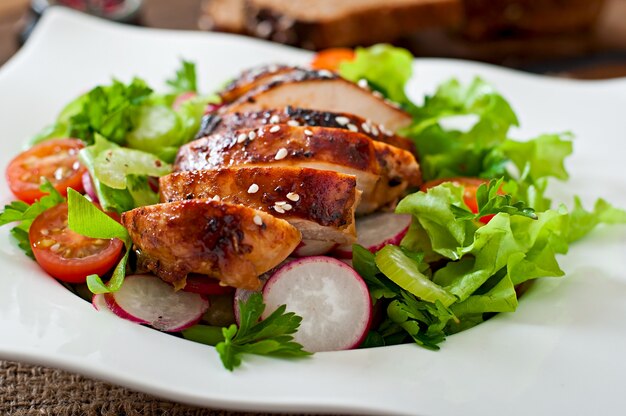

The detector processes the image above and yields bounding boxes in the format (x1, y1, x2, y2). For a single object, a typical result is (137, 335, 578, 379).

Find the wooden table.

(0, 0, 625, 415)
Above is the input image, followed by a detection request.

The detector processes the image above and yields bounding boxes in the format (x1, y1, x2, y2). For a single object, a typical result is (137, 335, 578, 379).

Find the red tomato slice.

(29, 203, 124, 283)
(182, 275, 235, 296)
(6, 138, 87, 203)
(421, 177, 504, 224)
(311, 48, 356, 72)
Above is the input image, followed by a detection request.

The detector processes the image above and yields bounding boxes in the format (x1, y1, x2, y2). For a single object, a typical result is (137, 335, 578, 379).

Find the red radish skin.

(183, 276, 235, 296)
(262, 256, 372, 352)
(172, 91, 197, 110)
(104, 274, 209, 332)
(334, 213, 412, 259)
(82, 172, 99, 203)
(292, 240, 338, 257)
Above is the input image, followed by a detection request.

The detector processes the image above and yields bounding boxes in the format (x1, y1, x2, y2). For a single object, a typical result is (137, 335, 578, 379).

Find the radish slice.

(82, 171, 99, 203)
(172, 91, 197, 110)
(334, 213, 412, 258)
(262, 256, 371, 352)
(292, 240, 337, 257)
(104, 274, 209, 332)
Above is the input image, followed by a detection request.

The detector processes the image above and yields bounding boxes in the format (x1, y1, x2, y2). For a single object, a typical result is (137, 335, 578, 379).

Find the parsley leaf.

(216, 293, 310, 371)
(0, 181, 65, 258)
(166, 60, 198, 94)
(451, 179, 537, 221)
(67, 78, 153, 145)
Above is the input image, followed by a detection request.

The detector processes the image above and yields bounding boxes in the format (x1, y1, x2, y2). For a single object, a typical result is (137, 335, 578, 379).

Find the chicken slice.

(196, 107, 416, 153)
(122, 199, 301, 290)
(219, 64, 295, 103)
(222, 69, 413, 131)
(160, 167, 359, 245)
(174, 125, 421, 214)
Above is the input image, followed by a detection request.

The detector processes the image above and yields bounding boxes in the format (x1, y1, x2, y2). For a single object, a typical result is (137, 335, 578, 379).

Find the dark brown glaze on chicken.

(219, 64, 295, 103)
(174, 125, 420, 213)
(222, 71, 412, 131)
(122, 199, 301, 290)
(196, 107, 416, 154)
(159, 167, 358, 244)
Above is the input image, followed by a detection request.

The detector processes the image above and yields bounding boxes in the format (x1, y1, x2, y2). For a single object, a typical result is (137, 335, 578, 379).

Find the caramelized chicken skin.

(122, 199, 301, 290)
(222, 69, 413, 131)
(159, 167, 359, 244)
(197, 107, 416, 153)
(174, 125, 420, 214)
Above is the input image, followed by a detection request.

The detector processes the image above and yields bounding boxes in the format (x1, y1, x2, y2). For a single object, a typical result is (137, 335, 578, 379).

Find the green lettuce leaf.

(66, 189, 131, 294)
(339, 44, 414, 107)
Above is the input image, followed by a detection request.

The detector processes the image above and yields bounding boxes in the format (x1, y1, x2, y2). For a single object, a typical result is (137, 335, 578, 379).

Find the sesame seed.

(275, 201, 287, 206)
(274, 205, 285, 214)
(274, 148, 288, 160)
(347, 123, 358, 132)
(283, 203, 293, 211)
(304, 129, 313, 136)
(72, 161, 81, 170)
(371, 125, 379, 136)
(253, 215, 263, 226)
(361, 122, 371, 134)
(372, 91, 384, 98)
(287, 120, 300, 127)
(286, 192, 300, 201)
(335, 116, 350, 126)
(247, 183, 259, 194)
(237, 133, 247, 143)
(54, 167, 64, 181)
(358, 79, 368, 88)
(269, 115, 280, 124)
(212, 195, 221, 202)
(384, 128, 394, 136)
(269, 125, 281, 133)
(248, 131, 257, 140)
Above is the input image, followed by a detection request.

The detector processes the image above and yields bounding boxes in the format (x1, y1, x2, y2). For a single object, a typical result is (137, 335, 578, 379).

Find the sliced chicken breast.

(219, 64, 296, 103)
(222, 69, 413, 131)
(160, 167, 359, 245)
(174, 125, 420, 213)
(196, 107, 416, 153)
(122, 199, 301, 290)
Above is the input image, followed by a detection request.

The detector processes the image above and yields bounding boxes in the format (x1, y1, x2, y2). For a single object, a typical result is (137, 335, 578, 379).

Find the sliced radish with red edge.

(334, 213, 412, 258)
(103, 274, 209, 332)
(262, 256, 371, 352)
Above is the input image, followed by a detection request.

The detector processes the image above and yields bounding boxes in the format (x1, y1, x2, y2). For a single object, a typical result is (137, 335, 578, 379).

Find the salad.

(1, 45, 624, 371)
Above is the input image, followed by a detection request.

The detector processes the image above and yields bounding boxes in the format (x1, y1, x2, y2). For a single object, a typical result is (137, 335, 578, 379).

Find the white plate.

(1, 8, 626, 416)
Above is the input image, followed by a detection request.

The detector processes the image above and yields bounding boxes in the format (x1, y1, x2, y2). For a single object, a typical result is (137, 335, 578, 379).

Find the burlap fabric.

(0, 360, 316, 416)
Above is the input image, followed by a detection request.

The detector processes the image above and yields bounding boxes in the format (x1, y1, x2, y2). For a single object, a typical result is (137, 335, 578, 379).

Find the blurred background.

(1, 0, 626, 78)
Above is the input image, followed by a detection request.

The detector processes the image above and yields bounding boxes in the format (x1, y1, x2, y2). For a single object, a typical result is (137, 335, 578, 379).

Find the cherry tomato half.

(311, 48, 356, 72)
(6, 138, 86, 203)
(29, 203, 124, 283)
(421, 177, 504, 224)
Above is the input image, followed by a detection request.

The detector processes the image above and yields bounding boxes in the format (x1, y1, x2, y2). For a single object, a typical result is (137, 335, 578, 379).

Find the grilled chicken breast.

(219, 64, 295, 103)
(122, 199, 301, 290)
(196, 107, 416, 153)
(222, 69, 413, 131)
(174, 125, 420, 213)
(160, 167, 359, 245)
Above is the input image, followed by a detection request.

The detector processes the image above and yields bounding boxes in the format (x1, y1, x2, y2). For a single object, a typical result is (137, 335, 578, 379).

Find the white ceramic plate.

(1, 8, 625, 416)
